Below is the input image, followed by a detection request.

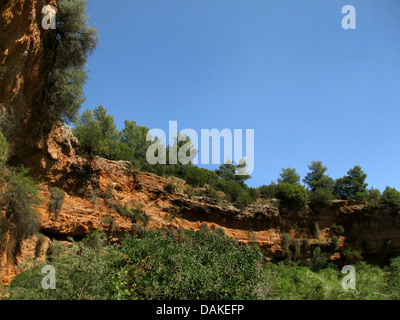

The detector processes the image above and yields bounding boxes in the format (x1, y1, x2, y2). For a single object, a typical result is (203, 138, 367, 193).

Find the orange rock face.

(0, 0, 57, 158)
(2, 0, 400, 288)
(2, 124, 400, 285)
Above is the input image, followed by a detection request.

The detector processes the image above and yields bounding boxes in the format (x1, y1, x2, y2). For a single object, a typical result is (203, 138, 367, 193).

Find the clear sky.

(82, 0, 400, 191)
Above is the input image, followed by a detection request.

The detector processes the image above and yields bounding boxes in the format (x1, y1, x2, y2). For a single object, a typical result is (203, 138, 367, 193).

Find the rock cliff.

(0, 0, 57, 161)
(1, 0, 400, 286)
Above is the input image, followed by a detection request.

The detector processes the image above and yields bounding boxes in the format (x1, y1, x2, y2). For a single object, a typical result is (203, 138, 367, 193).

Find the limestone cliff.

(1, 0, 400, 287)
(0, 0, 57, 161)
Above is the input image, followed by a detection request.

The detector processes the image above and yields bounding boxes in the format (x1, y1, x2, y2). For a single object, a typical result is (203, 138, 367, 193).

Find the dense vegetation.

(43, 0, 98, 127)
(5, 229, 400, 300)
(0, 132, 41, 263)
(1, 0, 400, 302)
(72, 105, 400, 213)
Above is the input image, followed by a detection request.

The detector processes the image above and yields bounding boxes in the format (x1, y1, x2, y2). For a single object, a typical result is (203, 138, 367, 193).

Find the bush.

(116, 230, 261, 300)
(311, 247, 327, 272)
(333, 166, 368, 200)
(330, 224, 345, 235)
(362, 200, 383, 217)
(258, 182, 277, 199)
(2, 167, 40, 260)
(275, 183, 308, 211)
(217, 179, 253, 207)
(260, 260, 392, 300)
(214, 227, 226, 237)
(115, 205, 144, 223)
(380, 187, 400, 215)
(199, 223, 211, 235)
(310, 187, 335, 206)
(289, 238, 301, 261)
(368, 188, 381, 201)
(49, 187, 66, 217)
(183, 166, 220, 187)
(342, 248, 362, 264)
(164, 183, 176, 193)
(303, 161, 334, 191)
(331, 236, 339, 250)
(7, 232, 121, 300)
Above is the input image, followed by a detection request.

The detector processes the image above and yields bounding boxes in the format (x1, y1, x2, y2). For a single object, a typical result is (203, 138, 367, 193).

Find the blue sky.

(82, 0, 400, 191)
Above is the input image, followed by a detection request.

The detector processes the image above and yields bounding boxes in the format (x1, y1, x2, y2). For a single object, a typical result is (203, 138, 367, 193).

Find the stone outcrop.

(1, 0, 400, 287)
(1, 124, 400, 285)
(0, 0, 57, 160)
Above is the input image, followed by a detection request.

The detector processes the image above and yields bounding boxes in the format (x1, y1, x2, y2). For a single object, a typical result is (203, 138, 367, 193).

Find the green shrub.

(258, 182, 277, 199)
(214, 227, 226, 237)
(277, 168, 301, 185)
(333, 166, 368, 200)
(342, 248, 362, 264)
(164, 183, 176, 193)
(310, 187, 335, 206)
(116, 230, 261, 300)
(200, 223, 211, 235)
(388, 257, 400, 297)
(49, 187, 66, 217)
(330, 224, 345, 235)
(368, 188, 381, 201)
(6, 229, 400, 301)
(311, 247, 327, 272)
(331, 236, 339, 250)
(289, 238, 301, 261)
(303, 161, 334, 191)
(275, 183, 308, 211)
(7, 232, 121, 300)
(183, 166, 220, 187)
(260, 260, 392, 300)
(116, 205, 144, 223)
(2, 167, 40, 260)
(380, 187, 400, 215)
(362, 200, 383, 217)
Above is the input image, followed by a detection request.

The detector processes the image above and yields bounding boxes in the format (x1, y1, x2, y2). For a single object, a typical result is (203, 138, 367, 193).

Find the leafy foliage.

(277, 168, 301, 185)
(215, 160, 251, 184)
(310, 187, 335, 206)
(380, 186, 400, 215)
(6, 228, 400, 300)
(7, 232, 121, 300)
(2, 167, 40, 260)
(333, 166, 368, 200)
(44, 0, 98, 126)
(275, 183, 308, 210)
(116, 230, 261, 300)
(303, 161, 334, 191)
